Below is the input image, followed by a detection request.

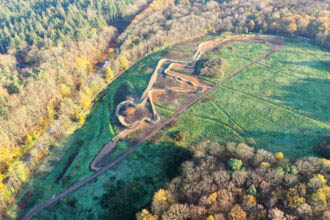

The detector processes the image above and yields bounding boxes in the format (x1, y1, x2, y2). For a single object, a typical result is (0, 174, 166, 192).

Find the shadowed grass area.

(272, 78, 330, 123)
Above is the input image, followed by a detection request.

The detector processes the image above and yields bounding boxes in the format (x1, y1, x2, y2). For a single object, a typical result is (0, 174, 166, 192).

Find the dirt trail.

(110, 38, 228, 145)
(23, 35, 282, 220)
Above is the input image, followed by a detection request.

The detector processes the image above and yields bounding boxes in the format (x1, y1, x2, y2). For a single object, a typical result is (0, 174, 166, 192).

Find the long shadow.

(98, 142, 192, 220)
(271, 78, 330, 123)
(17, 140, 192, 220)
(247, 129, 330, 160)
(280, 60, 330, 72)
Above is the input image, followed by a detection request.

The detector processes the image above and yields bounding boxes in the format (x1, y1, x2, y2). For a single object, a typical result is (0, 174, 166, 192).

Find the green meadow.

(157, 38, 330, 159)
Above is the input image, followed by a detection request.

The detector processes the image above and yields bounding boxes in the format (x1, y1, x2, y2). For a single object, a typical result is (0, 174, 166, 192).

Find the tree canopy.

(0, 0, 134, 53)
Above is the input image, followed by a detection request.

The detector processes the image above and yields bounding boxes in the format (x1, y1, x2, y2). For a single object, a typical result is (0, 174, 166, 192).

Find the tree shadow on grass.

(271, 78, 330, 123)
(15, 137, 192, 220)
(247, 129, 330, 160)
(98, 142, 192, 220)
(280, 60, 330, 72)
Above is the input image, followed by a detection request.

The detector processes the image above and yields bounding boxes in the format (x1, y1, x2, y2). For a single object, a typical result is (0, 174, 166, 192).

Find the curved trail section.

(23, 36, 282, 220)
(112, 40, 219, 142)
(90, 38, 225, 171)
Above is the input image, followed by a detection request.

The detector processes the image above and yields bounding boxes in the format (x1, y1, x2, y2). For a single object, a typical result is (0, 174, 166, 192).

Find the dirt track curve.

(90, 37, 223, 171)
(23, 35, 282, 220)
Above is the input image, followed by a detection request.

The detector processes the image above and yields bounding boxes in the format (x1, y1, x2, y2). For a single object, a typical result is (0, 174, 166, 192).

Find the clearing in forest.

(12, 35, 330, 220)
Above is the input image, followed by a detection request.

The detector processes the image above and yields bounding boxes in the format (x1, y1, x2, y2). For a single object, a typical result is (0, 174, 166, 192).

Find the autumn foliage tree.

(104, 67, 115, 83)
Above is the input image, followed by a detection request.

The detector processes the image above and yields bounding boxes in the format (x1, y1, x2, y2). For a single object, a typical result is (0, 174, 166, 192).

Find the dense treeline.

(0, 0, 135, 53)
(138, 141, 330, 220)
(0, 26, 119, 213)
(119, 0, 329, 57)
(0, 0, 153, 214)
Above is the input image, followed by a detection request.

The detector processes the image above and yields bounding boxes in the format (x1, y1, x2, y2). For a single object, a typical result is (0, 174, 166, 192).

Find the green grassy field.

(10, 35, 330, 219)
(156, 38, 330, 159)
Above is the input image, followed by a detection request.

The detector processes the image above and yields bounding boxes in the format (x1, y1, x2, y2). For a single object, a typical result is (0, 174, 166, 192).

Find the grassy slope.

(10, 49, 192, 220)
(10, 35, 330, 219)
(157, 38, 330, 159)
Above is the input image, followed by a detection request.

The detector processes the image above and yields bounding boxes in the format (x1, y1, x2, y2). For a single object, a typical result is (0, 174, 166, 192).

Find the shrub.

(6, 81, 19, 94)
(104, 66, 115, 83)
(308, 176, 324, 191)
(267, 208, 285, 219)
(0, 161, 8, 174)
(162, 204, 190, 220)
(213, 170, 230, 185)
(228, 204, 247, 220)
(228, 159, 243, 171)
(169, 131, 187, 143)
(254, 149, 275, 166)
(136, 209, 158, 220)
(0, 104, 9, 120)
(232, 171, 247, 187)
(286, 188, 305, 209)
(311, 188, 327, 207)
(154, 189, 167, 201)
(275, 152, 284, 160)
(296, 203, 313, 218)
(206, 215, 215, 220)
(247, 184, 257, 196)
(295, 157, 322, 175)
(260, 161, 271, 167)
(242, 195, 257, 211)
(207, 192, 218, 204)
(199, 58, 229, 78)
(152, 189, 170, 216)
(314, 174, 327, 185)
(59, 84, 71, 98)
(119, 56, 130, 70)
(232, 143, 254, 161)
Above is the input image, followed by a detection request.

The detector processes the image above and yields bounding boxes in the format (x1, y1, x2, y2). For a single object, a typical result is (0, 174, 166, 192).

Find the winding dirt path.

(23, 35, 282, 220)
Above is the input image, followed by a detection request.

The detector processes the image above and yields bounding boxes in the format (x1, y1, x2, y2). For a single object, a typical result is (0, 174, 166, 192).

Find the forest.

(0, 0, 135, 53)
(0, 0, 329, 217)
(0, 0, 148, 213)
(138, 141, 330, 219)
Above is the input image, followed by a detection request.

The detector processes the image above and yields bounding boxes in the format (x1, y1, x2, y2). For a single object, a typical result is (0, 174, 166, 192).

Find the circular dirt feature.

(118, 103, 152, 125)
(316, 136, 330, 159)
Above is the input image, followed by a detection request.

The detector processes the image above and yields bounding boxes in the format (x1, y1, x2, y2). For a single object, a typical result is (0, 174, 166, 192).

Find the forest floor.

(9, 34, 330, 220)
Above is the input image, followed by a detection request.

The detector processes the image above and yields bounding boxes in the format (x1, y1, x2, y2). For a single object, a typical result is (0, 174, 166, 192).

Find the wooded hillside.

(0, 0, 135, 53)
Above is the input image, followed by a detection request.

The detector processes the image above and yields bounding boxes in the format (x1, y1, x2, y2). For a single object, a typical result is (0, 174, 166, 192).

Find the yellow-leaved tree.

(119, 56, 130, 71)
(0, 145, 21, 165)
(75, 57, 92, 74)
(104, 66, 115, 83)
(79, 88, 92, 109)
(59, 84, 71, 98)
